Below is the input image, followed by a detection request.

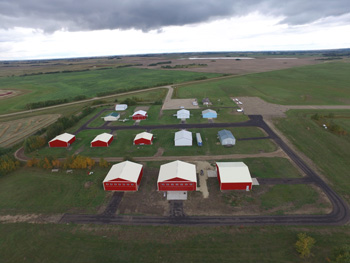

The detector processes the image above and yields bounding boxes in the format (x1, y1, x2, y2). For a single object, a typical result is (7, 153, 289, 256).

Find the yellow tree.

(295, 233, 315, 258)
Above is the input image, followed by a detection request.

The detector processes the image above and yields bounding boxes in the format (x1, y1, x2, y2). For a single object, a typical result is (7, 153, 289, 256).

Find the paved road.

(59, 115, 350, 226)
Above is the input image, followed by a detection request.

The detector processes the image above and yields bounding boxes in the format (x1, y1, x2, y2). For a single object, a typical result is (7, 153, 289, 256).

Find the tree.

(295, 233, 315, 258)
(329, 245, 350, 263)
(99, 158, 109, 168)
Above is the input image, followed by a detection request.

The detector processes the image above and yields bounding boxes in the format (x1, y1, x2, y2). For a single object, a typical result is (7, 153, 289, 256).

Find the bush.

(0, 154, 21, 176)
(295, 233, 315, 258)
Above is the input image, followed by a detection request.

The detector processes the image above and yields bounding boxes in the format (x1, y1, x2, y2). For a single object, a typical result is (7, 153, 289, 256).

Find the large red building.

(157, 160, 197, 191)
(216, 162, 252, 191)
(91, 133, 113, 147)
(48, 133, 76, 148)
(132, 110, 148, 120)
(103, 161, 143, 191)
(133, 132, 153, 145)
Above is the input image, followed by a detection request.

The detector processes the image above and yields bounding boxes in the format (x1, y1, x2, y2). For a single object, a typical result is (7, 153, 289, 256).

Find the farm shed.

(91, 133, 113, 147)
(48, 133, 75, 148)
(202, 98, 212, 106)
(202, 109, 217, 119)
(218, 129, 236, 146)
(174, 130, 192, 146)
(103, 161, 143, 191)
(134, 132, 153, 145)
(216, 162, 252, 191)
(132, 110, 148, 120)
(177, 109, 190, 119)
(196, 133, 202, 146)
(157, 160, 197, 191)
(103, 112, 120, 121)
(115, 104, 128, 111)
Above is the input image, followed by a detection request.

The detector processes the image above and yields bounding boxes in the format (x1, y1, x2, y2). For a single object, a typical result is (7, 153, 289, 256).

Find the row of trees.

(311, 113, 347, 136)
(25, 95, 87, 110)
(27, 155, 110, 169)
(0, 154, 21, 177)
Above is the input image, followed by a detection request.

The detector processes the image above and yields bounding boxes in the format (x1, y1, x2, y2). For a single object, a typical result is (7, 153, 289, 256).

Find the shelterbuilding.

(103, 161, 143, 191)
(134, 132, 153, 145)
(174, 130, 192, 146)
(216, 162, 252, 191)
(48, 133, 75, 148)
(91, 133, 113, 147)
(132, 110, 148, 120)
(157, 160, 197, 191)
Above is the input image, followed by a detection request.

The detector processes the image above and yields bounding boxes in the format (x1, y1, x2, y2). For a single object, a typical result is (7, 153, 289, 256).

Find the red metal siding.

(68, 137, 76, 145)
(49, 140, 68, 147)
(107, 136, 113, 146)
(134, 137, 152, 145)
(220, 182, 252, 191)
(91, 140, 107, 147)
(158, 181, 196, 191)
(103, 182, 137, 191)
(137, 168, 143, 187)
(216, 164, 221, 184)
(132, 114, 147, 120)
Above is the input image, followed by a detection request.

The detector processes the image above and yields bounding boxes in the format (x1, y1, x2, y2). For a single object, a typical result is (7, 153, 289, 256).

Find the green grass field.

(0, 167, 109, 214)
(275, 110, 350, 203)
(175, 61, 350, 105)
(0, 223, 349, 263)
(0, 67, 221, 114)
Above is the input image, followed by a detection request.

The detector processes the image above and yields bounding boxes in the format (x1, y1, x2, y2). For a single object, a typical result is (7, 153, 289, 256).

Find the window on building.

(166, 183, 169, 186)
(171, 184, 174, 186)
(176, 183, 179, 186)
(180, 184, 183, 186)
(106, 183, 109, 185)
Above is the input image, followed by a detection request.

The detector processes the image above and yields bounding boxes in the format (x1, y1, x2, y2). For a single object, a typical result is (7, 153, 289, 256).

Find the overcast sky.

(1, 0, 350, 60)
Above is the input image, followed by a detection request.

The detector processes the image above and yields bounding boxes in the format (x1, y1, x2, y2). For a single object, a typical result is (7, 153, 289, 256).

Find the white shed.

(177, 109, 190, 119)
(174, 130, 192, 146)
(115, 104, 128, 111)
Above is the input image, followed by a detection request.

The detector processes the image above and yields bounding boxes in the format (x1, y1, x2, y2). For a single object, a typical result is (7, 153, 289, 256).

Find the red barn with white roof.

(157, 160, 197, 191)
(103, 161, 143, 191)
(216, 162, 252, 191)
(132, 110, 147, 120)
(133, 132, 153, 145)
(48, 133, 76, 147)
(91, 133, 113, 147)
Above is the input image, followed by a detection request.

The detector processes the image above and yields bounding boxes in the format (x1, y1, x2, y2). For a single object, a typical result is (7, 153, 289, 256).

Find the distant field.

(0, 114, 60, 147)
(175, 61, 350, 105)
(275, 110, 350, 203)
(0, 67, 221, 114)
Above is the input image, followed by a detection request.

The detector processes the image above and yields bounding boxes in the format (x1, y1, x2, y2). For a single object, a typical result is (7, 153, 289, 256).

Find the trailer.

(196, 133, 202, 146)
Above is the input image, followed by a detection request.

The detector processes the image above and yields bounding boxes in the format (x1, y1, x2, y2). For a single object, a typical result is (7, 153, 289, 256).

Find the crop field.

(0, 67, 221, 114)
(175, 61, 350, 105)
(275, 110, 350, 203)
(0, 114, 60, 148)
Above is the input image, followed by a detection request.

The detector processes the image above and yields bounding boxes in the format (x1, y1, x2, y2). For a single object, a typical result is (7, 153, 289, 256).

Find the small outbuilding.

(202, 98, 212, 106)
(174, 130, 192, 146)
(202, 109, 217, 119)
(103, 112, 120, 121)
(132, 110, 148, 120)
(115, 104, 128, 111)
(177, 109, 190, 119)
(216, 162, 252, 191)
(157, 160, 197, 191)
(134, 132, 153, 145)
(103, 161, 143, 191)
(218, 129, 236, 146)
(49, 133, 76, 148)
(91, 133, 113, 147)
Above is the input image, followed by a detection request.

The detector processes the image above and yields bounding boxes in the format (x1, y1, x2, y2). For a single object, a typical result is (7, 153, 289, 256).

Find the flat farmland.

(0, 67, 221, 114)
(0, 114, 60, 148)
(175, 61, 350, 105)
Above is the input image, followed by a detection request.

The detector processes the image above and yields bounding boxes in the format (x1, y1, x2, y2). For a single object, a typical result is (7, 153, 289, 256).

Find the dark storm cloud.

(0, 0, 349, 32)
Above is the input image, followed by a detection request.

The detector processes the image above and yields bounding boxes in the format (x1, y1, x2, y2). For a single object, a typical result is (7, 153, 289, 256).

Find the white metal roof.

(177, 109, 190, 118)
(91, 133, 113, 143)
(158, 160, 196, 183)
(175, 130, 192, 141)
(216, 162, 252, 183)
(103, 161, 143, 183)
(134, 132, 153, 141)
(132, 110, 147, 116)
(115, 104, 128, 111)
(49, 133, 75, 143)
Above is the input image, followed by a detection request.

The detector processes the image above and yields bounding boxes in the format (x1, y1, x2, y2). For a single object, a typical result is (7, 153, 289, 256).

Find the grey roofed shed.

(218, 129, 236, 146)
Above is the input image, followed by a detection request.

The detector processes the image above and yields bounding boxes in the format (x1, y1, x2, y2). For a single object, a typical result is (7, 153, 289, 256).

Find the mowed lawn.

(0, 223, 349, 263)
(175, 61, 350, 105)
(0, 168, 109, 214)
(0, 67, 221, 114)
(275, 110, 350, 203)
